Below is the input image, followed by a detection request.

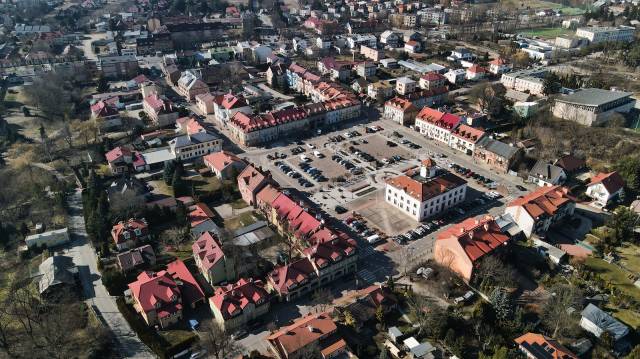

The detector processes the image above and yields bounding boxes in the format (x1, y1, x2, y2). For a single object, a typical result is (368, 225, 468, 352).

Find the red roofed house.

(434, 216, 511, 282)
(143, 93, 179, 126)
(188, 203, 221, 238)
(383, 97, 418, 126)
(209, 278, 270, 330)
(213, 93, 252, 124)
(419, 72, 447, 90)
(266, 312, 350, 359)
(105, 146, 133, 174)
(505, 186, 575, 238)
(203, 151, 247, 180)
(404, 40, 421, 53)
(466, 64, 487, 81)
(126, 258, 204, 328)
(111, 218, 149, 251)
(488, 58, 512, 75)
(586, 171, 624, 207)
(339, 284, 398, 328)
(515, 332, 577, 359)
(90, 100, 122, 132)
(448, 124, 486, 155)
(237, 164, 271, 206)
(192, 232, 235, 285)
(414, 107, 461, 145)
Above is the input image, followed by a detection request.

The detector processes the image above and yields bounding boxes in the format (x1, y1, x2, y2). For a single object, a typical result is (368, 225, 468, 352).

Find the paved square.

(346, 188, 418, 235)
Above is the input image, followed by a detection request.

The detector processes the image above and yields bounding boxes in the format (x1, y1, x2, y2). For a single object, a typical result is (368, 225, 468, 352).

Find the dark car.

(335, 205, 348, 214)
(386, 141, 398, 147)
(516, 185, 527, 191)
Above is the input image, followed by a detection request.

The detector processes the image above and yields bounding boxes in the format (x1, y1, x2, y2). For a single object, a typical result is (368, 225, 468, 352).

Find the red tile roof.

(188, 203, 215, 228)
(386, 172, 467, 202)
(421, 72, 446, 82)
(385, 97, 417, 111)
(508, 186, 572, 219)
(489, 58, 509, 66)
(128, 270, 180, 313)
(268, 257, 316, 294)
(267, 312, 338, 357)
(515, 332, 577, 359)
(437, 216, 509, 262)
(105, 146, 132, 163)
(589, 171, 624, 194)
(256, 184, 282, 207)
(451, 124, 485, 144)
(192, 232, 225, 271)
(203, 151, 244, 172)
(468, 64, 487, 74)
(210, 278, 269, 320)
(166, 259, 205, 307)
(111, 218, 148, 244)
(416, 107, 445, 122)
(238, 164, 269, 193)
(221, 93, 247, 110)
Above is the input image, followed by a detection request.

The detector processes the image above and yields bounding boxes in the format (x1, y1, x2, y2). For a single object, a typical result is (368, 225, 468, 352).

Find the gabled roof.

(385, 97, 417, 112)
(437, 216, 510, 262)
(421, 72, 446, 82)
(220, 93, 247, 110)
(515, 333, 577, 359)
(210, 278, 269, 320)
(467, 64, 487, 74)
(489, 58, 509, 66)
(450, 124, 485, 144)
(128, 270, 180, 314)
(188, 203, 215, 228)
(475, 137, 520, 160)
(507, 186, 572, 219)
(237, 164, 269, 193)
(256, 184, 281, 207)
(588, 171, 624, 194)
(203, 151, 244, 172)
(416, 107, 445, 123)
(117, 245, 155, 272)
(554, 154, 586, 173)
(529, 160, 565, 183)
(111, 218, 148, 244)
(105, 146, 132, 163)
(266, 312, 338, 357)
(581, 304, 629, 341)
(268, 257, 315, 295)
(166, 259, 205, 307)
(192, 231, 225, 270)
(386, 171, 467, 202)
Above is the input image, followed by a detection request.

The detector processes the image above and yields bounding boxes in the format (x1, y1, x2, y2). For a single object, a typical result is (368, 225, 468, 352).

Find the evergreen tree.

(489, 288, 513, 322)
(163, 161, 176, 185)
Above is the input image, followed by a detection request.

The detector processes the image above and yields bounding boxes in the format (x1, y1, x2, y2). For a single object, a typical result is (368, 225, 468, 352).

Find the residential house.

(414, 107, 461, 145)
(97, 54, 139, 79)
(368, 81, 394, 102)
(466, 64, 487, 81)
(209, 278, 270, 331)
(266, 313, 350, 359)
(360, 45, 383, 62)
(192, 232, 235, 285)
(528, 161, 567, 187)
(106, 176, 150, 204)
(338, 285, 398, 329)
(127, 259, 205, 328)
(117, 245, 156, 272)
(396, 77, 416, 95)
(213, 93, 253, 124)
(445, 68, 466, 85)
(111, 218, 149, 251)
(514, 333, 577, 359)
(473, 137, 522, 174)
(267, 63, 288, 88)
(383, 97, 419, 126)
(447, 47, 473, 62)
(38, 254, 78, 299)
(448, 124, 486, 155)
(143, 94, 179, 126)
(505, 186, 575, 238)
(238, 164, 271, 206)
(346, 34, 377, 49)
(553, 154, 586, 174)
(404, 40, 421, 53)
(488, 58, 512, 75)
(105, 146, 133, 174)
(434, 216, 510, 282)
(385, 160, 467, 221)
(189, 203, 221, 237)
(195, 93, 218, 115)
(203, 151, 247, 180)
(168, 130, 222, 161)
(356, 62, 377, 79)
(90, 100, 122, 132)
(380, 30, 401, 47)
(419, 72, 447, 90)
(318, 57, 352, 82)
(586, 172, 624, 207)
(176, 71, 209, 102)
(580, 304, 630, 352)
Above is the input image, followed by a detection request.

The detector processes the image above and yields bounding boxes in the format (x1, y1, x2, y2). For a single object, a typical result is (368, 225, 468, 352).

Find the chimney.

(459, 226, 465, 234)
(307, 325, 315, 333)
(483, 222, 490, 232)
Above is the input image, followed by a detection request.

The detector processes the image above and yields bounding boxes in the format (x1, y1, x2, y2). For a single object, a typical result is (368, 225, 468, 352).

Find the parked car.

(335, 205, 348, 214)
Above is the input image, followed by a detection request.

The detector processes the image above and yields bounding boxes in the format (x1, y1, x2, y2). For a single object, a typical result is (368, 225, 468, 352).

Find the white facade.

(444, 69, 466, 84)
(415, 120, 453, 145)
(586, 183, 623, 208)
(576, 26, 635, 44)
(25, 228, 70, 249)
(396, 77, 416, 95)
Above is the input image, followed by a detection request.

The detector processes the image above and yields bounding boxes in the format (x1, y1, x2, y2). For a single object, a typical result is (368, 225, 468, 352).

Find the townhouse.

(237, 164, 272, 206)
(505, 186, 575, 238)
(209, 278, 270, 331)
(192, 231, 235, 285)
(143, 94, 180, 126)
(203, 151, 247, 180)
(213, 93, 252, 124)
(168, 129, 222, 161)
(414, 107, 461, 145)
(286, 63, 322, 96)
(175, 71, 209, 102)
(195, 93, 217, 115)
(384, 97, 419, 126)
(448, 124, 486, 155)
(473, 137, 522, 174)
(385, 160, 467, 221)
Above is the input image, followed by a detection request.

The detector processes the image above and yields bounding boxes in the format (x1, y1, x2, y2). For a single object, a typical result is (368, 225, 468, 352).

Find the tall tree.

(542, 283, 582, 338)
(199, 321, 241, 359)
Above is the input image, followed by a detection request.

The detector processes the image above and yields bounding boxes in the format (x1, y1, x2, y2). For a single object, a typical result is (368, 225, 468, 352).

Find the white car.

(343, 132, 353, 138)
(306, 143, 315, 149)
(300, 155, 311, 162)
(313, 150, 323, 158)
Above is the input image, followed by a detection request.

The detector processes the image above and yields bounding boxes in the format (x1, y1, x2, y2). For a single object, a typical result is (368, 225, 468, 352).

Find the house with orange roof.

(203, 151, 247, 180)
(238, 164, 272, 206)
(111, 218, 148, 251)
(414, 108, 461, 145)
(586, 171, 624, 207)
(188, 203, 221, 237)
(209, 278, 270, 330)
(448, 124, 486, 155)
(514, 332, 577, 359)
(266, 312, 350, 359)
(213, 93, 252, 124)
(383, 97, 419, 126)
(434, 216, 511, 282)
(466, 64, 487, 81)
(143, 93, 179, 126)
(126, 259, 205, 328)
(505, 186, 575, 238)
(419, 72, 447, 90)
(192, 232, 235, 285)
(105, 146, 133, 174)
(488, 58, 512, 75)
(385, 161, 467, 221)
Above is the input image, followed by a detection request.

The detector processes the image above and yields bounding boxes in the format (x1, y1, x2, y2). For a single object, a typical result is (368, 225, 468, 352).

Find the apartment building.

(213, 93, 252, 124)
(210, 278, 270, 331)
(97, 55, 139, 79)
(383, 97, 418, 126)
(419, 72, 447, 90)
(396, 77, 417, 95)
(500, 68, 547, 95)
(449, 124, 486, 155)
(192, 232, 235, 285)
(575, 26, 635, 44)
(360, 45, 383, 62)
(168, 130, 222, 161)
(414, 107, 461, 145)
(175, 71, 209, 102)
(505, 186, 575, 238)
(143, 94, 179, 126)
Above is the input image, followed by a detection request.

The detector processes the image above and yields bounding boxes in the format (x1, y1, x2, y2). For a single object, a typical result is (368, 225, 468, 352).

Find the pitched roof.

(221, 93, 247, 110)
(416, 107, 445, 122)
(515, 333, 577, 359)
(188, 203, 215, 228)
(385, 97, 417, 111)
(507, 186, 572, 219)
(268, 257, 316, 295)
(237, 164, 268, 193)
(128, 270, 181, 314)
(450, 124, 485, 143)
(554, 154, 586, 172)
(581, 304, 629, 341)
(105, 146, 132, 163)
(386, 171, 467, 202)
(529, 160, 565, 183)
(489, 58, 509, 66)
(166, 259, 205, 307)
(588, 171, 624, 194)
(475, 137, 520, 160)
(203, 151, 244, 172)
(209, 278, 269, 320)
(256, 184, 282, 207)
(437, 216, 510, 262)
(117, 245, 155, 272)
(468, 64, 487, 73)
(111, 218, 148, 244)
(421, 72, 446, 81)
(266, 312, 338, 357)
(192, 231, 225, 270)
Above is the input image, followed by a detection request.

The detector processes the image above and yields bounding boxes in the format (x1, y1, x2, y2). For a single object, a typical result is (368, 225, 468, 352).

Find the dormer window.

(134, 228, 142, 236)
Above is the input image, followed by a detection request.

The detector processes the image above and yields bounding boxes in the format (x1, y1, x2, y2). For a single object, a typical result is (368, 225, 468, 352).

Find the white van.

(366, 234, 381, 244)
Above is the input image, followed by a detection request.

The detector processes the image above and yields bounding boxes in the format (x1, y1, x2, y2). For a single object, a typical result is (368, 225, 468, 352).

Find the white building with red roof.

(90, 100, 122, 132)
(404, 40, 421, 53)
(384, 97, 418, 126)
(434, 216, 511, 282)
(111, 218, 149, 251)
(505, 186, 575, 238)
(385, 160, 467, 221)
(237, 164, 271, 206)
(192, 232, 235, 285)
(448, 124, 486, 155)
(209, 278, 270, 330)
(105, 146, 133, 174)
(586, 171, 624, 207)
(466, 64, 487, 80)
(203, 151, 247, 180)
(143, 93, 179, 126)
(212, 93, 252, 124)
(414, 107, 462, 145)
(419, 72, 447, 90)
(188, 203, 221, 237)
(126, 259, 204, 328)
(488, 58, 512, 75)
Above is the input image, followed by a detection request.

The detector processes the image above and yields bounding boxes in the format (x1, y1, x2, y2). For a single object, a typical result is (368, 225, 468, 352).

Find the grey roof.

(232, 222, 276, 247)
(581, 303, 629, 341)
(476, 137, 520, 159)
(116, 244, 156, 271)
(191, 220, 221, 238)
(556, 88, 632, 107)
(529, 160, 565, 182)
(38, 255, 77, 294)
(388, 326, 403, 338)
(233, 221, 269, 237)
(410, 342, 435, 358)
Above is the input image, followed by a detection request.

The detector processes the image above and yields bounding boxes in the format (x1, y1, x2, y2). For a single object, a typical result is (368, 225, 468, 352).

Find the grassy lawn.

(148, 180, 174, 197)
(617, 243, 640, 274)
(224, 211, 257, 231)
(230, 198, 249, 209)
(608, 307, 640, 330)
(193, 175, 221, 194)
(160, 329, 197, 347)
(163, 242, 194, 262)
(519, 27, 574, 39)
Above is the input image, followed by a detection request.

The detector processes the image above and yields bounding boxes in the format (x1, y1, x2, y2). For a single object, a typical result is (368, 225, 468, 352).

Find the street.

(64, 190, 154, 359)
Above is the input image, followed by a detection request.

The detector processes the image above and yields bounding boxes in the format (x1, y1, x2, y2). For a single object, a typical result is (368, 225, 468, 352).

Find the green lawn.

(230, 198, 249, 210)
(519, 27, 574, 39)
(160, 329, 197, 347)
(224, 211, 257, 231)
(617, 243, 640, 275)
(193, 175, 221, 194)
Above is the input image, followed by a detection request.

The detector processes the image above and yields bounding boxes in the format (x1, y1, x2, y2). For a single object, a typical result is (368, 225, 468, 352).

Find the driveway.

(65, 189, 154, 359)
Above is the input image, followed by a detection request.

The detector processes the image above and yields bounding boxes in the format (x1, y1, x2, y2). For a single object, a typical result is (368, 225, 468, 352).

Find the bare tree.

(311, 288, 334, 312)
(160, 226, 190, 248)
(542, 283, 582, 339)
(199, 321, 242, 359)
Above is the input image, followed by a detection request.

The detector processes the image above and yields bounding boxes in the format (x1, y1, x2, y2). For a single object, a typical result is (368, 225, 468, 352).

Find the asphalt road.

(65, 190, 155, 359)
